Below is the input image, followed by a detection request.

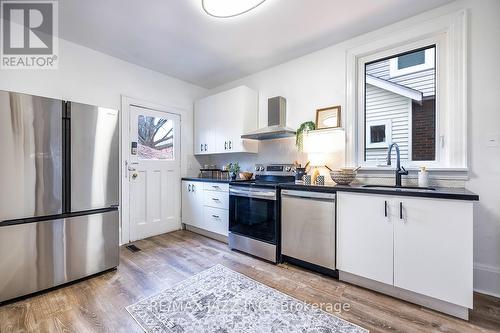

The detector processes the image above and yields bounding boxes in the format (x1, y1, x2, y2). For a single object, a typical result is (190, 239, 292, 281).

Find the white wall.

(199, 0, 500, 297)
(0, 37, 206, 178)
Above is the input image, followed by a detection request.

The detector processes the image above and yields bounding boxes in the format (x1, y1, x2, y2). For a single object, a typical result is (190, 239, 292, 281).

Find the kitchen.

(1, 1, 500, 332)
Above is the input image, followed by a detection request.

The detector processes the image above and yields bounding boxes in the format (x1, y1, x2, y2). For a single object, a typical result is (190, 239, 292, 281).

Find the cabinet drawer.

(203, 207, 228, 236)
(203, 182, 229, 192)
(204, 190, 229, 209)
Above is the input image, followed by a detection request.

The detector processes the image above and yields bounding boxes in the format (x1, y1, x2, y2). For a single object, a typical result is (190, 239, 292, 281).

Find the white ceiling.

(60, 0, 453, 88)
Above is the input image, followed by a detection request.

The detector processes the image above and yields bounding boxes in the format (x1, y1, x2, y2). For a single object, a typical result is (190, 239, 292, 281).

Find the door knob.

(132, 172, 138, 179)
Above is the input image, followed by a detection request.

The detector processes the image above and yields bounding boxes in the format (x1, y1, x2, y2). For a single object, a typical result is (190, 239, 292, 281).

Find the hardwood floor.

(1, 230, 499, 333)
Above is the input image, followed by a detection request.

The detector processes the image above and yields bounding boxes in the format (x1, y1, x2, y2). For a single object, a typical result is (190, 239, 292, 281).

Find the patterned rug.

(126, 264, 367, 333)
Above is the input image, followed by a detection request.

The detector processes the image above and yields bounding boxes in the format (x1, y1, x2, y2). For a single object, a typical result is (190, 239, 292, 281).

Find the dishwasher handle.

(281, 190, 335, 201)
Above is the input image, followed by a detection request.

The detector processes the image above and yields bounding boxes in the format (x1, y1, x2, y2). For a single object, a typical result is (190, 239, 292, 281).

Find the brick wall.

(412, 97, 435, 160)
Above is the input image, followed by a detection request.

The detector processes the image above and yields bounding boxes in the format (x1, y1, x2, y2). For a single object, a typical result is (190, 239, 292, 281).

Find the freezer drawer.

(69, 102, 119, 212)
(0, 210, 119, 303)
(281, 190, 336, 270)
(0, 91, 63, 221)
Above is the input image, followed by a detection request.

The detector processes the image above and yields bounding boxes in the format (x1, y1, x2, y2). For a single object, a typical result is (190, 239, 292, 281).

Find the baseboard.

(339, 271, 469, 320)
(474, 263, 500, 298)
(184, 224, 228, 244)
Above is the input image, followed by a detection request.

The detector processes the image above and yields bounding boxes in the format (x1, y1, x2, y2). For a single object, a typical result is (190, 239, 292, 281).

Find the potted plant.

(227, 162, 241, 180)
(296, 121, 315, 152)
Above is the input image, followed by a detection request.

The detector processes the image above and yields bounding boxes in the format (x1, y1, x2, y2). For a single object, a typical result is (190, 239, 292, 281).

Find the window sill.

(357, 166, 469, 181)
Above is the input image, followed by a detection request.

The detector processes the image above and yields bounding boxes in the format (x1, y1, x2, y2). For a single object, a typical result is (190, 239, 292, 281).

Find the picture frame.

(315, 105, 341, 129)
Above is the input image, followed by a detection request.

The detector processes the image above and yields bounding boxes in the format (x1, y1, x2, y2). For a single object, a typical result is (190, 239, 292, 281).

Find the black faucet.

(387, 143, 408, 187)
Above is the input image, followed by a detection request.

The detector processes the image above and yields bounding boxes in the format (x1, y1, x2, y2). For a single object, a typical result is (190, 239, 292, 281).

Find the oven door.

(229, 186, 277, 244)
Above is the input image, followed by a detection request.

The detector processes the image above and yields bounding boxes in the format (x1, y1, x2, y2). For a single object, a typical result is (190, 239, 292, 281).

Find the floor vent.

(126, 244, 141, 252)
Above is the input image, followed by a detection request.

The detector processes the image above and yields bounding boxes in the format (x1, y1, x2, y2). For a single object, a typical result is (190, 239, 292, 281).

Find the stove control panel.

(254, 164, 295, 175)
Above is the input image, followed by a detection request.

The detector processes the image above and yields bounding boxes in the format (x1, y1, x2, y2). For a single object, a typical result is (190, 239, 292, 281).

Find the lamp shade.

(303, 129, 345, 154)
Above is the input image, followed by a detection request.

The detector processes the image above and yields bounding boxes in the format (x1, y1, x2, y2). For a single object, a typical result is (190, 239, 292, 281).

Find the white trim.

(474, 263, 500, 298)
(345, 10, 468, 177)
(340, 271, 469, 320)
(389, 47, 435, 78)
(120, 95, 185, 245)
(366, 75, 423, 101)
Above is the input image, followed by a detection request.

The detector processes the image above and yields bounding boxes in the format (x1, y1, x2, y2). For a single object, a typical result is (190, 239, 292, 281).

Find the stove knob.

(255, 165, 260, 171)
(285, 166, 292, 172)
(259, 166, 265, 171)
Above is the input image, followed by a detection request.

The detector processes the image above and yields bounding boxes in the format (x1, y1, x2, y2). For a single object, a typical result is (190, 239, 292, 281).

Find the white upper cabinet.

(194, 86, 258, 155)
(194, 96, 216, 154)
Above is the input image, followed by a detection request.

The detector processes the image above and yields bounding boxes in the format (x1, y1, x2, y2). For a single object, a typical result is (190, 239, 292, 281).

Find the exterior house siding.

(366, 59, 435, 97)
(365, 84, 410, 162)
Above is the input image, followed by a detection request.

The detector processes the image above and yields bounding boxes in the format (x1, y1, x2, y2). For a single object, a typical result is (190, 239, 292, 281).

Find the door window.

(137, 115, 174, 160)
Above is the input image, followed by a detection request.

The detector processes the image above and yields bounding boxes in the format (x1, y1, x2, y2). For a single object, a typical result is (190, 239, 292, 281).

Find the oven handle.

(230, 189, 276, 201)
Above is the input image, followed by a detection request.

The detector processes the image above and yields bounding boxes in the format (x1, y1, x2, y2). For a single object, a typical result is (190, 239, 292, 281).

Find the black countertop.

(182, 177, 479, 201)
(279, 183, 479, 201)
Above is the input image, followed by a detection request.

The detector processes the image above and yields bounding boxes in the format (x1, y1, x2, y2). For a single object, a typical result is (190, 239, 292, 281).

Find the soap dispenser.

(418, 166, 429, 188)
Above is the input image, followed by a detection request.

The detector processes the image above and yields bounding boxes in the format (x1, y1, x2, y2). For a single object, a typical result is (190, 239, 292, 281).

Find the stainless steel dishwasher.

(281, 189, 336, 274)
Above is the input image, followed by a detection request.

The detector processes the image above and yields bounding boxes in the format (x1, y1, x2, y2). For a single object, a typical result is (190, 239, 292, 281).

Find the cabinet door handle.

(224, 141, 227, 150)
(200, 144, 204, 152)
(204, 144, 208, 151)
(212, 215, 219, 219)
(212, 185, 220, 189)
(212, 198, 220, 201)
(384, 200, 387, 217)
(192, 184, 195, 192)
(400, 202, 403, 220)
(229, 141, 232, 149)
(188, 184, 191, 192)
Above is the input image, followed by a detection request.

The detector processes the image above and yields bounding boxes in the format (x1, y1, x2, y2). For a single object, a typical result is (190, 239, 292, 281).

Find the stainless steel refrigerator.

(0, 90, 119, 303)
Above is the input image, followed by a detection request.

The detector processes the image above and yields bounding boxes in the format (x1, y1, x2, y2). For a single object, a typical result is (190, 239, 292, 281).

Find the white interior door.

(128, 106, 181, 241)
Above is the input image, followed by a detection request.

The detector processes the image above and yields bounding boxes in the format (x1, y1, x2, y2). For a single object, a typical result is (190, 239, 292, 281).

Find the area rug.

(126, 264, 367, 333)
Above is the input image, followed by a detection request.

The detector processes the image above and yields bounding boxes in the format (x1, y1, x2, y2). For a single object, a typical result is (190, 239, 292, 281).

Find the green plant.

(296, 121, 316, 151)
(228, 162, 240, 174)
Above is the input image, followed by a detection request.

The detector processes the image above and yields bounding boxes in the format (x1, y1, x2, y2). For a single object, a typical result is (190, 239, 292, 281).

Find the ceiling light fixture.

(202, 0, 266, 18)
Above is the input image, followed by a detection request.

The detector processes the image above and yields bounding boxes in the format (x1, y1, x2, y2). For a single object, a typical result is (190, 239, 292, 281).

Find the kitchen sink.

(362, 184, 436, 191)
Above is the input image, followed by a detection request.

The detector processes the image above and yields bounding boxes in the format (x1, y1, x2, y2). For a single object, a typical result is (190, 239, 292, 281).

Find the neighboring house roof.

(366, 74, 423, 103)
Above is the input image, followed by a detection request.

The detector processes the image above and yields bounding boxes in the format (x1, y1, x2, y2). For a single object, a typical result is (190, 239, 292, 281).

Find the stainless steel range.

(228, 164, 295, 262)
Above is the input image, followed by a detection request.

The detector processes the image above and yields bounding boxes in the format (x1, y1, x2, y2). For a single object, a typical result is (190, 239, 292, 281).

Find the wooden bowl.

(239, 172, 253, 180)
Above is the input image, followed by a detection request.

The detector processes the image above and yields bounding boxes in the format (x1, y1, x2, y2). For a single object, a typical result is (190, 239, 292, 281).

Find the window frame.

(345, 10, 468, 177)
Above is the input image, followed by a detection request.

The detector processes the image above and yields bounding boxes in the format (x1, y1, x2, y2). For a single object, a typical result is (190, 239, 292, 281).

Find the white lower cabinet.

(203, 207, 229, 236)
(393, 196, 472, 308)
(181, 180, 229, 237)
(337, 192, 394, 285)
(181, 181, 203, 228)
(337, 192, 473, 309)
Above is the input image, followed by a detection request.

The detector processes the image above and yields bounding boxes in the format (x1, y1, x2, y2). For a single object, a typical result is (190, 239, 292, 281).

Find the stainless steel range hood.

(241, 96, 296, 140)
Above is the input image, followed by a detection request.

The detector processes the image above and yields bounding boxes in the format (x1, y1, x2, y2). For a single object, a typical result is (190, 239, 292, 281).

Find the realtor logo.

(1, 0, 58, 69)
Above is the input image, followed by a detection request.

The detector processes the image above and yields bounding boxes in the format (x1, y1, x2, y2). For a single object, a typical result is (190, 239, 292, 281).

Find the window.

(366, 120, 392, 149)
(398, 50, 425, 69)
(347, 11, 468, 173)
(137, 115, 174, 160)
(389, 47, 435, 78)
(365, 45, 436, 163)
